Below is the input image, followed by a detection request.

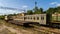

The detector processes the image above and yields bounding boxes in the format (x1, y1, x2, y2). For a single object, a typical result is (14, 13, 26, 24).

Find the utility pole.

(35, 1, 37, 10)
(35, 1, 37, 7)
(34, 1, 38, 14)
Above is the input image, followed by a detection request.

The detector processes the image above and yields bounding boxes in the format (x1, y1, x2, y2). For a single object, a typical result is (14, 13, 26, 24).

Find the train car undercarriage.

(5, 19, 60, 29)
(45, 22, 60, 29)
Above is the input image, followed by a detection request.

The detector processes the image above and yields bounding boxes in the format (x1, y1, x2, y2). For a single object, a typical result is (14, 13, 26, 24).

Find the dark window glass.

(41, 16, 44, 20)
(34, 17, 35, 20)
(37, 17, 39, 20)
(24, 17, 26, 19)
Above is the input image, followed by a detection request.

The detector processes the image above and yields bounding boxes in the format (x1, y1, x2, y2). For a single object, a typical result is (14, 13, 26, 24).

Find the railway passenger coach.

(24, 14, 46, 25)
(5, 14, 47, 25)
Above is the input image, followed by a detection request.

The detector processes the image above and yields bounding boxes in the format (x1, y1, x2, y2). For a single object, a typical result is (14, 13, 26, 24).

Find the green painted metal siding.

(52, 16, 60, 21)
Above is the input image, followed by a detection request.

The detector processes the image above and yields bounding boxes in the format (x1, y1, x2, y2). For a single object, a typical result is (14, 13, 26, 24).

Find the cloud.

(50, 2, 57, 5)
(56, 4, 60, 6)
(50, 2, 60, 6)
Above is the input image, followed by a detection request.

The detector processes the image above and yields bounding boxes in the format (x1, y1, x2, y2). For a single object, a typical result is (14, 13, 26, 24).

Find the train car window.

(28, 17, 29, 19)
(24, 17, 26, 19)
(37, 17, 39, 20)
(34, 17, 35, 20)
(31, 17, 32, 19)
(41, 16, 44, 20)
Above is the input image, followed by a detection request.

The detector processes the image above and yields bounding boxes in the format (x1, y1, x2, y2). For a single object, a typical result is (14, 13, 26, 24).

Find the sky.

(0, 0, 60, 15)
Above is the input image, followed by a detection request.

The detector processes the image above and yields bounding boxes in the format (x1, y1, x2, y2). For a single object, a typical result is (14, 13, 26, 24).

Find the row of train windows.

(24, 17, 44, 20)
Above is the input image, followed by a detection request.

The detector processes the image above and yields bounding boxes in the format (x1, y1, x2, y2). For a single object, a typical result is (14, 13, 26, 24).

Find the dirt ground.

(0, 20, 60, 34)
(0, 20, 46, 34)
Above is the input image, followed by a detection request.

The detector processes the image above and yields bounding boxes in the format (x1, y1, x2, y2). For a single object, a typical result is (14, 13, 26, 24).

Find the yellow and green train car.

(52, 14, 60, 23)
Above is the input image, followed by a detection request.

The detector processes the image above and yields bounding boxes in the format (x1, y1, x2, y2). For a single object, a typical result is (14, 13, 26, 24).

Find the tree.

(39, 8, 43, 14)
(33, 7, 38, 14)
(0, 15, 5, 20)
(43, 11, 46, 14)
(27, 10, 33, 15)
(46, 8, 55, 14)
(33, 7, 43, 14)
(57, 6, 60, 13)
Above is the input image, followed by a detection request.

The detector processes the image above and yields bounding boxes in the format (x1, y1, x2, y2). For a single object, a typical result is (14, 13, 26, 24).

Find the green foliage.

(0, 15, 5, 20)
(27, 10, 33, 15)
(33, 7, 43, 14)
(46, 6, 60, 14)
(56, 6, 60, 13)
(38, 8, 43, 14)
(26, 7, 43, 14)
(26, 6, 60, 15)
(43, 11, 46, 14)
(46, 8, 55, 14)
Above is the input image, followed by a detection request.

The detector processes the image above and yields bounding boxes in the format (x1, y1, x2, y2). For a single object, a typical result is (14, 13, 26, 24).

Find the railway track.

(32, 24, 60, 34)
(6, 20, 60, 34)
